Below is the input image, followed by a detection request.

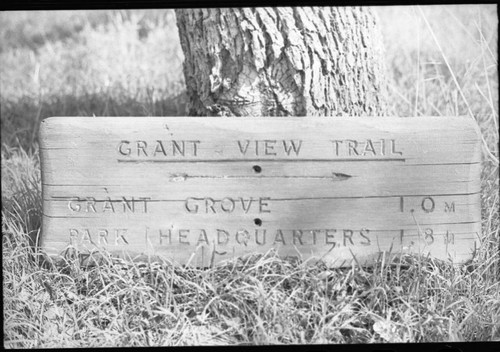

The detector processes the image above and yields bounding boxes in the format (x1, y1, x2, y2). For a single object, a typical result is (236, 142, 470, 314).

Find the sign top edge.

(39, 115, 480, 132)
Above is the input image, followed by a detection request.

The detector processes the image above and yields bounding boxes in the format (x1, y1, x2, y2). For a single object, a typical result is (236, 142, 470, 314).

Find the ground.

(1, 6, 499, 346)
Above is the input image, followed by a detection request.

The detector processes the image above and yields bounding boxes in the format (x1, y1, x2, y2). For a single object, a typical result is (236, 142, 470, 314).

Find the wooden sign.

(39, 116, 481, 267)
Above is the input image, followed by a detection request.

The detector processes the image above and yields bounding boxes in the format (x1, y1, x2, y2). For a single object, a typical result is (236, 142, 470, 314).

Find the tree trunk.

(175, 7, 389, 117)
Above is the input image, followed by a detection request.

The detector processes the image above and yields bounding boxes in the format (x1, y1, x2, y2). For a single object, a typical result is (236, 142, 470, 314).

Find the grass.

(2, 6, 499, 347)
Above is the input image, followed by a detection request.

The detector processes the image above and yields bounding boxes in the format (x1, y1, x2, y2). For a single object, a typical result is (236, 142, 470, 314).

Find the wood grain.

(39, 116, 482, 267)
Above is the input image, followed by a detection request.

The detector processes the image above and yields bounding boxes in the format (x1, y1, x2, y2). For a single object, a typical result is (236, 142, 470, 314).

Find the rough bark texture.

(175, 7, 389, 117)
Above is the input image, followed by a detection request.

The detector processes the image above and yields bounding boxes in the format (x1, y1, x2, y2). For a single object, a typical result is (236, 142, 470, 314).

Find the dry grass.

(2, 6, 499, 347)
(0, 10, 187, 152)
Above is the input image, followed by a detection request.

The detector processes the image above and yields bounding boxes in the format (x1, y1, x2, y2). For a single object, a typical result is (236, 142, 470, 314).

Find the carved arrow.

(168, 172, 352, 181)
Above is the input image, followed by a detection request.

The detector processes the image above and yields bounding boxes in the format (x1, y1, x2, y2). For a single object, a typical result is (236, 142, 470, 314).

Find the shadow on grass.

(1, 90, 188, 152)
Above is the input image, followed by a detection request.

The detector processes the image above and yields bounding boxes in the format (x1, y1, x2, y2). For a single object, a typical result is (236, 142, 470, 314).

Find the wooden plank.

(39, 116, 482, 267)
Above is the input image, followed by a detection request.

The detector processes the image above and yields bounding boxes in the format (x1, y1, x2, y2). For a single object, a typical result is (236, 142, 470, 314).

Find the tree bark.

(175, 7, 389, 117)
